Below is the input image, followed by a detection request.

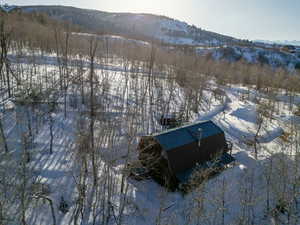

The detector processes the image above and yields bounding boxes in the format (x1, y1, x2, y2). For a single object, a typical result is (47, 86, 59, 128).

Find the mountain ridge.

(2, 4, 300, 70)
(19, 5, 240, 47)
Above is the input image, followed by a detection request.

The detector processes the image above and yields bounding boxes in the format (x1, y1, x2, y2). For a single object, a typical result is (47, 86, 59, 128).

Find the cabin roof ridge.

(153, 120, 212, 137)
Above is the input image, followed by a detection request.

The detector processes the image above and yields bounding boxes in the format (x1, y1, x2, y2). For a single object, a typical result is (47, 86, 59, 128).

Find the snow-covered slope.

(197, 45, 300, 70)
(255, 39, 300, 47)
(1, 51, 300, 224)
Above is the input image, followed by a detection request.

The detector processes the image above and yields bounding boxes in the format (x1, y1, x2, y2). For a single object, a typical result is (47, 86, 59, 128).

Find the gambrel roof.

(153, 120, 223, 152)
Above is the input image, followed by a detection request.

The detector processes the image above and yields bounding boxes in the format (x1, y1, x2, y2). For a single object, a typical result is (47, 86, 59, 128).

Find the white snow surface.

(1, 53, 300, 225)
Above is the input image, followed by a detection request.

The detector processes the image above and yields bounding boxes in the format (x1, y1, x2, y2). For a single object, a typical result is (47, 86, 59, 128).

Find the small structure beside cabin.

(137, 120, 234, 191)
(159, 113, 183, 128)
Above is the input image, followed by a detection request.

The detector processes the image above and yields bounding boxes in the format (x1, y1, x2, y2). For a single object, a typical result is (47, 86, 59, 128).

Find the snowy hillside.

(255, 40, 300, 47)
(196, 45, 300, 70)
(1, 48, 300, 224)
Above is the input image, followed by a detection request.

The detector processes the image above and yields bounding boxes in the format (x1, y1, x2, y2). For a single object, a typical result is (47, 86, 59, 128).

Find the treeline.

(2, 10, 300, 98)
(0, 10, 81, 53)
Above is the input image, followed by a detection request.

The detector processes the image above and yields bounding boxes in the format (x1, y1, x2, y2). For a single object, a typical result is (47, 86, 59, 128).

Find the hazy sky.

(5, 0, 300, 41)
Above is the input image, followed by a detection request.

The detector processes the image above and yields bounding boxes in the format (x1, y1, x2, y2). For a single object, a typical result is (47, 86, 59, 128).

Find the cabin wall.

(137, 136, 178, 190)
(137, 131, 227, 189)
(166, 133, 227, 174)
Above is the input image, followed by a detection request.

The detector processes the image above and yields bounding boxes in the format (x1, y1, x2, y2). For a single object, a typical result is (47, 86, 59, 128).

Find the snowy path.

(9, 54, 167, 78)
(197, 94, 230, 121)
(258, 127, 284, 143)
(195, 86, 287, 149)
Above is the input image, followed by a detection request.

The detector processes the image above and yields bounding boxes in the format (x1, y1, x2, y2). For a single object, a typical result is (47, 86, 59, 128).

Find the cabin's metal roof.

(153, 120, 223, 152)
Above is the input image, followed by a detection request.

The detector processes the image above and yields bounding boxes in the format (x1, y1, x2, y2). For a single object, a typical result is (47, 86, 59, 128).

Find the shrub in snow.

(274, 198, 288, 215)
(58, 196, 69, 214)
(14, 88, 44, 106)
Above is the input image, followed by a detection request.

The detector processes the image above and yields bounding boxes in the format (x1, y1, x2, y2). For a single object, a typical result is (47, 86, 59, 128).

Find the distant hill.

(20, 5, 240, 46)
(255, 40, 300, 47)
(2, 4, 299, 70)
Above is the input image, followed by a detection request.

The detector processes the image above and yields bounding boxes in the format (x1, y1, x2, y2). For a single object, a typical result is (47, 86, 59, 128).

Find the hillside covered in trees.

(16, 5, 300, 71)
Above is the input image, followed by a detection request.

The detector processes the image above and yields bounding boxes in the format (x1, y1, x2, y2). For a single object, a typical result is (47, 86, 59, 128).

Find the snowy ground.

(1, 55, 300, 225)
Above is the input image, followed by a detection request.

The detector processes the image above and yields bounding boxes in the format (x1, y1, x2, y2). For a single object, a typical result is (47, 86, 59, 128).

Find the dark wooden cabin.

(137, 120, 234, 190)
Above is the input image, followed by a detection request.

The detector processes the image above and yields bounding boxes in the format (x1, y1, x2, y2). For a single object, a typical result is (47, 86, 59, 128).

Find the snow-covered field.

(1, 54, 300, 225)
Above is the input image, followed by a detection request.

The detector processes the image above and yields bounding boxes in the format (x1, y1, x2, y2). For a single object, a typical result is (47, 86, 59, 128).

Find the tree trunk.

(0, 118, 8, 153)
(49, 114, 54, 154)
